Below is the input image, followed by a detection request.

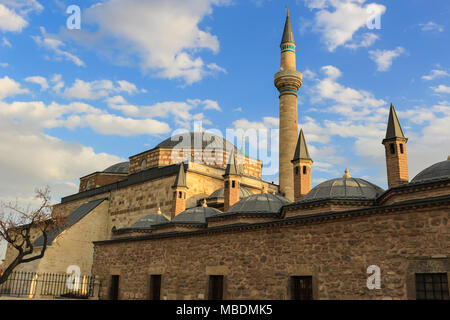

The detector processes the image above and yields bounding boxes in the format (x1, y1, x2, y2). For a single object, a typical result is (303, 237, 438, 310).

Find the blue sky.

(0, 0, 449, 218)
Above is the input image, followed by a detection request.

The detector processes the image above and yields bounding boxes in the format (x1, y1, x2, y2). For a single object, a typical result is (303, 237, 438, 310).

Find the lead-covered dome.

(303, 176, 384, 201)
(411, 159, 450, 183)
(172, 206, 222, 224)
(207, 187, 253, 200)
(156, 131, 242, 154)
(131, 213, 169, 228)
(103, 162, 129, 174)
(227, 193, 290, 214)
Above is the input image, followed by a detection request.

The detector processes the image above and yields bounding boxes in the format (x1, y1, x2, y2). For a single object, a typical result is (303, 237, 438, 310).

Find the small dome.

(207, 187, 253, 200)
(131, 213, 169, 229)
(172, 206, 221, 224)
(411, 159, 450, 183)
(156, 131, 242, 154)
(227, 193, 290, 214)
(103, 162, 129, 174)
(303, 177, 384, 201)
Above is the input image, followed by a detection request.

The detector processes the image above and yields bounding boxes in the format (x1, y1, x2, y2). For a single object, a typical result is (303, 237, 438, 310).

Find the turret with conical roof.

(275, 9, 303, 201)
(171, 163, 188, 218)
(292, 129, 313, 201)
(382, 104, 409, 188)
(223, 151, 242, 211)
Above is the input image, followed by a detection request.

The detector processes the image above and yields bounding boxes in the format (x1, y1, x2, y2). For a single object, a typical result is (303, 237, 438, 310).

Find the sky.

(0, 0, 449, 226)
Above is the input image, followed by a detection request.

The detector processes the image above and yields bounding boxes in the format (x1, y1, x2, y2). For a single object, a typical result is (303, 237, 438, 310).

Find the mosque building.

(3, 11, 449, 300)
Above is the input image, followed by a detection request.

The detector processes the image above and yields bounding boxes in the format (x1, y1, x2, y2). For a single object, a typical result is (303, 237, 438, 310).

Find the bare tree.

(0, 187, 63, 284)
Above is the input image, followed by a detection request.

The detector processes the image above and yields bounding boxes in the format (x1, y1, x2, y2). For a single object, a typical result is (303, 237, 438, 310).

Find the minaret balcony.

(274, 70, 303, 93)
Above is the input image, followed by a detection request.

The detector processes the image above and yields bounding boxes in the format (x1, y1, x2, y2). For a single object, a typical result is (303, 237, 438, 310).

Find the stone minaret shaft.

(274, 10, 303, 201)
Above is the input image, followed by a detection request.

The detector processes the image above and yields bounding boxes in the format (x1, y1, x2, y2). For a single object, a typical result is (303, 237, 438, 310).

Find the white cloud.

(2, 37, 12, 47)
(422, 69, 450, 81)
(0, 1, 43, 33)
(32, 27, 85, 67)
(0, 4, 28, 33)
(56, 0, 228, 84)
(419, 21, 444, 32)
(431, 85, 450, 94)
(25, 76, 49, 91)
(0, 62, 8, 68)
(0, 76, 29, 99)
(345, 33, 379, 50)
(369, 47, 405, 72)
(312, 65, 386, 109)
(306, 0, 386, 51)
(62, 78, 141, 100)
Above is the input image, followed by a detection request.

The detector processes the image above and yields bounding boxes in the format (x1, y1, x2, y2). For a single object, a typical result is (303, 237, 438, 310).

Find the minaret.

(223, 150, 242, 211)
(382, 104, 409, 188)
(275, 9, 303, 201)
(291, 129, 313, 201)
(171, 163, 188, 218)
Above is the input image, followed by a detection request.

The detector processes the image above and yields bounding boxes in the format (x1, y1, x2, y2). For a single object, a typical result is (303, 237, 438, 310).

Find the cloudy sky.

(0, 0, 449, 217)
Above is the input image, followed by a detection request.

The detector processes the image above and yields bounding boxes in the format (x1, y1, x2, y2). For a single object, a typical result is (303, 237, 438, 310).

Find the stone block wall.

(92, 205, 450, 300)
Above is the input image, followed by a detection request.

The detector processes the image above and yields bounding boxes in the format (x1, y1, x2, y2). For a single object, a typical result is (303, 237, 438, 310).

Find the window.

(389, 143, 395, 155)
(208, 275, 224, 300)
(303, 166, 307, 174)
(400, 143, 404, 154)
(110, 275, 120, 300)
(291, 276, 313, 300)
(179, 191, 183, 199)
(141, 159, 147, 171)
(415, 273, 449, 300)
(149, 275, 162, 300)
(232, 181, 236, 188)
(295, 167, 299, 175)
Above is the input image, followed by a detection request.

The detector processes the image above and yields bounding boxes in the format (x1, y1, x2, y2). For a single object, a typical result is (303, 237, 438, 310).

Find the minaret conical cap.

(281, 9, 295, 45)
(292, 129, 312, 162)
(172, 162, 187, 188)
(385, 104, 406, 140)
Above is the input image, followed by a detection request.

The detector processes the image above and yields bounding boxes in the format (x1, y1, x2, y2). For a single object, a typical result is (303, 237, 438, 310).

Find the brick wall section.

(128, 148, 262, 179)
(293, 160, 312, 201)
(224, 176, 241, 211)
(80, 173, 127, 192)
(92, 205, 450, 300)
(383, 139, 409, 188)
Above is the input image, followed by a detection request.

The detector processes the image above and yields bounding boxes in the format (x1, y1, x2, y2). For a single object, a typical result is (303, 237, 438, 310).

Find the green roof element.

(281, 9, 295, 45)
(385, 104, 406, 140)
(292, 129, 312, 162)
(172, 163, 187, 188)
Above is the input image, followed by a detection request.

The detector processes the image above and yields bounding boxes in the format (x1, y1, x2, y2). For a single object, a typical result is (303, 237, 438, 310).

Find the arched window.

(141, 159, 147, 170)
(303, 166, 307, 174)
(400, 144, 404, 154)
(390, 143, 395, 155)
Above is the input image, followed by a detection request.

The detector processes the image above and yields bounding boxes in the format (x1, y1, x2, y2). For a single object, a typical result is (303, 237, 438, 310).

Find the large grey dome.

(131, 213, 169, 229)
(172, 206, 222, 224)
(103, 162, 129, 174)
(303, 177, 384, 201)
(227, 193, 290, 214)
(207, 187, 253, 200)
(156, 131, 242, 154)
(411, 159, 450, 183)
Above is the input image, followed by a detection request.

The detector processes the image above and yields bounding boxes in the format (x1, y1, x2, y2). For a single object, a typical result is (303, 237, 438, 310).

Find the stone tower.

(275, 9, 303, 201)
(223, 151, 242, 211)
(171, 163, 188, 218)
(292, 129, 313, 201)
(382, 104, 409, 188)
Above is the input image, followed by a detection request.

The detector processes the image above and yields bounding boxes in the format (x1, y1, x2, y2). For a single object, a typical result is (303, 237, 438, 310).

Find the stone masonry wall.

(92, 205, 450, 300)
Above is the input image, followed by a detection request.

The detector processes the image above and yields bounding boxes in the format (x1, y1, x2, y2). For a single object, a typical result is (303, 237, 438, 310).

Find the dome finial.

(202, 199, 208, 207)
(343, 168, 351, 179)
(157, 207, 162, 214)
